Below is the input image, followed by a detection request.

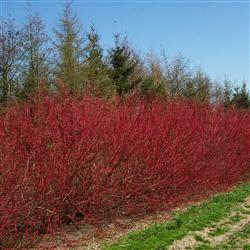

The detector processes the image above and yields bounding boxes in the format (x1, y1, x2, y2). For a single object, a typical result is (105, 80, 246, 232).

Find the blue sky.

(1, 0, 249, 86)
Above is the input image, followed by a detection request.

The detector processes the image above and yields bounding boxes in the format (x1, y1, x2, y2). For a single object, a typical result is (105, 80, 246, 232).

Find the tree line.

(0, 2, 249, 108)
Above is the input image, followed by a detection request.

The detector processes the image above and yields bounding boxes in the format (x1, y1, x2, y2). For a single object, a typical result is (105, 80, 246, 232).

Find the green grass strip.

(103, 182, 250, 250)
(215, 222, 250, 250)
(195, 222, 250, 250)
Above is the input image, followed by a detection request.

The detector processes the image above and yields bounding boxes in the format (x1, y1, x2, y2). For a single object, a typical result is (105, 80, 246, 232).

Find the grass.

(193, 234, 210, 244)
(208, 225, 230, 237)
(196, 222, 250, 249)
(103, 182, 250, 250)
(228, 213, 244, 223)
(236, 208, 250, 215)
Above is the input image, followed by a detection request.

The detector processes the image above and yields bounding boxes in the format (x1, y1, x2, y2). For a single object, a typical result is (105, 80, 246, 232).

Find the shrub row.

(0, 91, 249, 248)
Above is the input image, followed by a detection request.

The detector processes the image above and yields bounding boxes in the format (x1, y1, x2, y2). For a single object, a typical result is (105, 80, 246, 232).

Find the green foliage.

(104, 182, 250, 250)
(221, 80, 250, 109)
(0, 4, 248, 103)
(0, 17, 22, 102)
(194, 71, 211, 103)
(140, 76, 166, 97)
(228, 213, 243, 223)
(193, 234, 210, 243)
(142, 52, 167, 97)
(21, 9, 51, 97)
(182, 70, 211, 103)
(108, 34, 137, 96)
(223, 79, 233, 108)
(231, 83, 250, 109)
(203, 222, 250, 249)
(183, 80, 197, 99)
(83, 24, 113, 97)
(53, 1, 84, 92)
(208, 226, 229, 237)
(162, 53, 191, 99)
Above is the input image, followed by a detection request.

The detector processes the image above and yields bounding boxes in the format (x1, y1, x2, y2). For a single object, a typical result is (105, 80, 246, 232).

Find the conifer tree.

(231, 82, 250, 109)
(181, 69, 211, 102)
(182, 80, 197, 99)
(83, 24, 112, 96)
(54, 1, 84, 92)
(21, 9, 51, 96)
(108, 33, 137, 96)
(222, 78, 233, 108)
(0, 17, 22, 102)
(194, 70, 211, 103)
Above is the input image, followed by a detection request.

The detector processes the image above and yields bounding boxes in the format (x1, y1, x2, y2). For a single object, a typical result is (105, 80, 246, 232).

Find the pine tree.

(83, 24, 112, 96)
(194, 70, 211, 103)
(222, 78, 232, 108)
(182, 80, 197, 99)
(21, 9, 51, 96)
(54, 1, 84, 92)
(0, 17, 23, 102)
(181, 69, 211, 102)
(108, 33, 137, 96)
(231, 82, 250, 109)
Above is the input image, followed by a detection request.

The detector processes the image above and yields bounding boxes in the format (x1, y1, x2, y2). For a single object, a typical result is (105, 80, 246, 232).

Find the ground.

(32, 182, 250, 250)
(169, 196, 250, 250)
(103, 182, 250, 250)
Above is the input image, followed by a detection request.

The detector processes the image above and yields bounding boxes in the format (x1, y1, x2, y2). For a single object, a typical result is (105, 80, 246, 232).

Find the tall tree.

(83, 24, 112, 96)
(211, 81, 224, 105)
(162, 51, 191, 99)
(193, 70, 211, 103)
(222, 78, 233, 108)
(182, 79, 197, 99)
(180, 66, 211, 102)
(108, 33, 137, 96)
(54, 1, 84, 92)
(21, 9, 51, 96)
(140, 51, 166, 97)
(231, 82, 250, 109)
(0, 17, 23, 102)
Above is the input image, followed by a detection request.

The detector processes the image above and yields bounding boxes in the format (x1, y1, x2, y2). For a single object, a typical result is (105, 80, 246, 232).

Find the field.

(105, 182, 250, 250)
(0, 91, 249, 249)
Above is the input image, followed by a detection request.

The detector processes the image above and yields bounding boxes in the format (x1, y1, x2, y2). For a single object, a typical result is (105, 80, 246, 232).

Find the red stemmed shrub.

(0, 90, 249, 248)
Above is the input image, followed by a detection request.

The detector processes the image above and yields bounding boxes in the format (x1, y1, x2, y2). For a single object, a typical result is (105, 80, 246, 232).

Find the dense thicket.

(0, 90, 249, 248)
(0, 2, 249, 107)
(0, 2, 249, 248)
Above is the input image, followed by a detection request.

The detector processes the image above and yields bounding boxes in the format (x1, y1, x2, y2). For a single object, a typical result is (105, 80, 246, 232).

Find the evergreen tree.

(182, 80, 197, 99)
(231, 82, 250, 109)
(83, 24, 112, 96)
(182, 69, 211, 102)
(54, 1, 84, 92)
(222, 78, 233, 108)
(108, 33, 137, 96)
(194, 70, 211, 103)
(128, 48, 144, 92)
(21, 9, 51, 96)
(0, 17, 23, 102)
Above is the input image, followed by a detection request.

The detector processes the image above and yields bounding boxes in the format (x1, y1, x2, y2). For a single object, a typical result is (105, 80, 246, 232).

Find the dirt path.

(168, 196, 250, 250)
(32, 194, 250, 250)
(33, 209, 173, 250)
